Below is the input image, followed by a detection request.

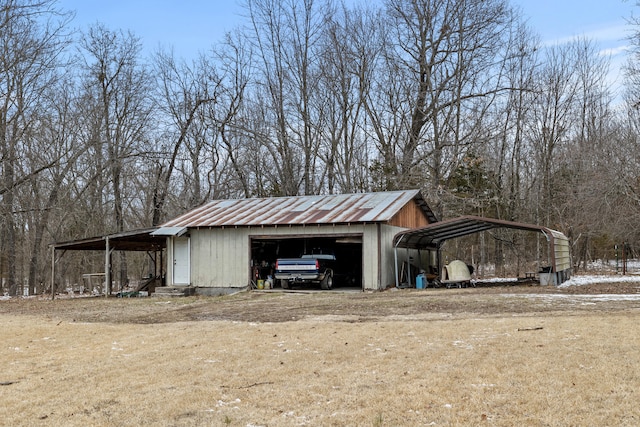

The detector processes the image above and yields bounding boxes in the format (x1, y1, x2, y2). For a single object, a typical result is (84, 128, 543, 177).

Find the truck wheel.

(280, 279, 290, 289)
(320, 274, 333, 290)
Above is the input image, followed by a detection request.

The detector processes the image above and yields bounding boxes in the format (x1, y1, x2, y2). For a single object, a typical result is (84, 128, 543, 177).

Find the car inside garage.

(250, 235, 363, 289)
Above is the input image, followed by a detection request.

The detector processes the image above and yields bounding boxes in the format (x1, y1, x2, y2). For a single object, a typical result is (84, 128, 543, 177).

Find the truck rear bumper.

(275, 273, 324, 282)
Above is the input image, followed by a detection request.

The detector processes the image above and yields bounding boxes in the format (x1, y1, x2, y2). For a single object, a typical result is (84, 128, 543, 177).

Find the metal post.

(160, 246, 164, 286)
(51, 247, 55, 300)
(394, 246, 399, 288)
(406, 247, 412, 287)
(105, 237, 111, 297)
(393, 235, 405, 288)
(436, 248, 440, 277)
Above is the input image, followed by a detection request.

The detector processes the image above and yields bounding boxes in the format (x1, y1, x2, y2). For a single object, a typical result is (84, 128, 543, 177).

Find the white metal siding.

(361, 226, 378, 290)
(553, 234, 572, 272)
(191, 228, 249, 287)
(188, 224, 397, 290)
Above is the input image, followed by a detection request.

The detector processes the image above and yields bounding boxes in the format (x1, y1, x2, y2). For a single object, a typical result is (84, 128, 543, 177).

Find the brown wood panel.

(388, 200, 431, 228)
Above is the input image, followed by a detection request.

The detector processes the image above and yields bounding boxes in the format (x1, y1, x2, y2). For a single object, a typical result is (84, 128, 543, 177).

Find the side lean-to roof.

(159, 190, 438, 229)
(51, 228, 165, 251)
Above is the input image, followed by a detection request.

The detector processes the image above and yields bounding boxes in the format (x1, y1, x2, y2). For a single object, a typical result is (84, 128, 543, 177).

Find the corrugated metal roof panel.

(162, 190, 435, 228)
(151, 226, 187, 237)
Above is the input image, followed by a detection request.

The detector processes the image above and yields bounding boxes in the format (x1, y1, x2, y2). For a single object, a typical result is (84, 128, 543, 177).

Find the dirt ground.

(1, 281, 639, 324)
(1, 281, 640, 426)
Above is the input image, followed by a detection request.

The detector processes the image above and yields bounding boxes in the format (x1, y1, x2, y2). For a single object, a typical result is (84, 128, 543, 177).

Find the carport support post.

(393, 235, 406, 288)
(51, 247, 55, 300)
(105, 237, 112, 297)
(394, 247, 399, 288)
(406, 247, 412, 287)
(50, 248, 67, 300)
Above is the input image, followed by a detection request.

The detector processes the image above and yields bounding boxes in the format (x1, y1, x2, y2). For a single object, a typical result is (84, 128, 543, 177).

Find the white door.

(173, 237, 190, 285)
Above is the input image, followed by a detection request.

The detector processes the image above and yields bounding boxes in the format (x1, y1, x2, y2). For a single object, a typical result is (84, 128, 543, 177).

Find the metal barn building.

(50, 189, 572, 297)
(152, 190, 438, 294)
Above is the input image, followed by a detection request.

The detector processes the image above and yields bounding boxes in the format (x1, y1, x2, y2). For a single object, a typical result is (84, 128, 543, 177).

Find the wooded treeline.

(2, 0, 640, 295)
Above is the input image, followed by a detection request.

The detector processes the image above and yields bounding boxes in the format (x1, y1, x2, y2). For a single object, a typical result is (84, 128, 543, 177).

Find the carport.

(50, 228, 166, 298)
(393, 215, 571, 287)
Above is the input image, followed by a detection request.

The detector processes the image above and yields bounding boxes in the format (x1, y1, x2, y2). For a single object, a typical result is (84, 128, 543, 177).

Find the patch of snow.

(452, 340, 474, 350)
(559, 274, 640, 288)
(216, 398, 241, 408)
(587, 259, 640, 270)
(477, 277, 516, 283)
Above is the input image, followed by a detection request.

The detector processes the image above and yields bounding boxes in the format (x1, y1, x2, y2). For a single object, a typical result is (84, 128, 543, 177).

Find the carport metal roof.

(51, 228, 165, 252)
(393, 215, 571, 273)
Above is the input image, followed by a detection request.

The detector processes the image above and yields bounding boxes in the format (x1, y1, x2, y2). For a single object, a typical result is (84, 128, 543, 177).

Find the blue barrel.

(416, 273, 426, 289)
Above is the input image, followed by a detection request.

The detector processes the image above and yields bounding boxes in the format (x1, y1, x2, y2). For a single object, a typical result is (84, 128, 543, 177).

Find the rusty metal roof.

(162, 190, 437, 228)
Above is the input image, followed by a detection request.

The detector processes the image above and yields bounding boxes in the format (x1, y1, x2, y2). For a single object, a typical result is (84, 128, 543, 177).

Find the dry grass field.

(1, 283, 640, 426)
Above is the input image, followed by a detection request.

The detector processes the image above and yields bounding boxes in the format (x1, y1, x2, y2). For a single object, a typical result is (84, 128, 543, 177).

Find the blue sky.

(516, 0, 633, 49)
(515, 0, 635, 90)
(58, 0, 636, 86)
(58, 0, 242, 58)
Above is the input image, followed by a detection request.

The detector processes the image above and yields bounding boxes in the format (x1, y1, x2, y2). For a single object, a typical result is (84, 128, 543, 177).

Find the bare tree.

(370, 0, 515, 215)
(78, 24, 153, 289)
(527, 42, 582, 225)
(485, 18, 539, 221)
(317, 4, 378, 193)
(201, 32, 253, 199)
(244, 0, 332, 195)
(25, 74, 87, 295)
(0, 0, 72, 295)
(554, 39, 614, 267)
(151, 49, 217, 224)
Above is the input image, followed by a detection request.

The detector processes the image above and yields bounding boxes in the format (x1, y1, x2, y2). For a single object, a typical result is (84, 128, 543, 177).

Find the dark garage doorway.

(250, 234, 363, 290)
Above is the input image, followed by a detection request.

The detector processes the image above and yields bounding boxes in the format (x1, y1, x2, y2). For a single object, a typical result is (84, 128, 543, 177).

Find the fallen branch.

(517, 327, 543, 332)
(222, 381, 274, 389)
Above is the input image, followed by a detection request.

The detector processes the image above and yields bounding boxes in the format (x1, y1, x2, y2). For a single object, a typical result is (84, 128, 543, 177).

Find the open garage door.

(250, 234, 363, 290)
